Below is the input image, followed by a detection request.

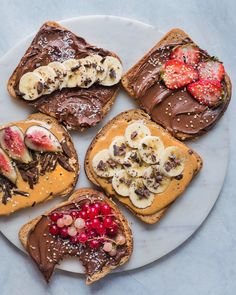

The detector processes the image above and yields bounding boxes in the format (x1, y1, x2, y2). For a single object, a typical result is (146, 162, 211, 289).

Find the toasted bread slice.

(122, 28, 231, 140)
(85, 109, 202, 224)
(7, 21, 120, 131)
(19, 188, 133, 285)
(0, 113, 79, 215)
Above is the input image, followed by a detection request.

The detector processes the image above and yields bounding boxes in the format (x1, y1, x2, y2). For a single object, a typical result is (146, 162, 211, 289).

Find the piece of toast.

(0, 113, 79, 215)
(121, 28, 232, 140)
(7, 21, 120, 131)
(85, 109, 202, 224)
(19, 188, 133, 285)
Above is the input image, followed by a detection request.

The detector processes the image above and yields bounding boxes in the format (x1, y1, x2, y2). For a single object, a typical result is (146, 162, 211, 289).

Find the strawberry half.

(162, 59, 198, 89)
(198, 60, 225, 81)
(171, 44, 200, 66)
(187, 79, 223, 107)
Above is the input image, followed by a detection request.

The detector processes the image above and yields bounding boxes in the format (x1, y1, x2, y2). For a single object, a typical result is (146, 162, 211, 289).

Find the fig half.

(0, 148, 17, 184)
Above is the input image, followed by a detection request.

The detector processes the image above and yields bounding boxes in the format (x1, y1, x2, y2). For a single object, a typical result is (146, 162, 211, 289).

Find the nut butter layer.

(0, 113, 79, 215)
(122, 28, 231, 140)
(19, 188, 133, 285)
(85, 110, 202, 224)
(8, 21, 121, 130)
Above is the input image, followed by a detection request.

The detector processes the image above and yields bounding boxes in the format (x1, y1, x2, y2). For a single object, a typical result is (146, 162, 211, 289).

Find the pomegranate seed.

(79, 210, 87, 219)
(101, 203, 111, 215)
(78, 232, 88, 243)
(60, 227, 69, 238)
(92, 203, 101, 213)
(87, 229, 98, 238)
(103, 216, 113, 228)
(88, 207, 99, 219)
(50, 212, 61, 222)
(49, 225, 59, 235)
(70, 210, 79, 219)
(96, 223, 106, 235)
(91, 218, 101, 229)
(89, 239, 101, 249)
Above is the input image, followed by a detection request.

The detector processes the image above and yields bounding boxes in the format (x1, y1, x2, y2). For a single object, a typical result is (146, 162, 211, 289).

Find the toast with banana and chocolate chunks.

(19, 188, 133, 285)
(122, 28, 231, 140)
(0, 113, 79, 215)
(85, 110, 202, 224)
(8, 21, 123, 131)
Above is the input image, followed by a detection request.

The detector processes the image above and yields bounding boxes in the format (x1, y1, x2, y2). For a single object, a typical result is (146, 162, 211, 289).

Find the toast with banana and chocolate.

(19, 188, 133, 284)
(122, 28, 231, 140)
(8, 21, 123, 131)
(0, 113, 79, 215)
(85, 110, 202, 224)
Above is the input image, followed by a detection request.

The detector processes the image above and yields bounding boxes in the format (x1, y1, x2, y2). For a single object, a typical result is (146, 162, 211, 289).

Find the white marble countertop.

(0, 1, 235, 294)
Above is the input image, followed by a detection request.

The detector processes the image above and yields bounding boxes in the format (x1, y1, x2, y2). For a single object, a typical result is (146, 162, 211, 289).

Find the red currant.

(103, 216, 113, 228)
(106, 222, 118, 236)
(87, 229, 98, 239)
(100, 203, 111, 215)
(60, 227, 69, 239)
(70, 235, 78, 244)
(85, 220, 92, 230)
(88, 207, 99, 219)
(92, 202, 101, 213)
(78, 232, 88, 243)
(82, 203, 90, 212)
(96, 223, 106, 235)
(70, 210, 79, 219)
(50, 212, 62, 222)
(91, 218, 101, 229)
(49, 224, 59, 235)
(89, 239, 101, 249)
(79, 210, 87, 219)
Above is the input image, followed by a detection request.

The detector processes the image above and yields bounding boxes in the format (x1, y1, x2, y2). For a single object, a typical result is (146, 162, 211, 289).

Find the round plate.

(0, 16, 229, 274)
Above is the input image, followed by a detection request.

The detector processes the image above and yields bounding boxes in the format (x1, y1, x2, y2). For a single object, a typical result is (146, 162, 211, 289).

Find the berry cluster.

(48, 201, 126, 255)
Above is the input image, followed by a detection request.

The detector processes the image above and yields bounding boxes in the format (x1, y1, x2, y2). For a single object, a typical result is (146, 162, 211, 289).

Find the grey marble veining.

(0, 1, 235, 295)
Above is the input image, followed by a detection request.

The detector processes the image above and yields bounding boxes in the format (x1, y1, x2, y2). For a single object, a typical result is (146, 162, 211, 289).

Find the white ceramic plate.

(0, 16, 229, 274)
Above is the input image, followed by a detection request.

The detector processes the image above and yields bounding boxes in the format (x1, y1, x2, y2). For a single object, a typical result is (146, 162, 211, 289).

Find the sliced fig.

(0, 126, 32, 163)
(0, 148, 17, 184)
(25, 126, 62, 153)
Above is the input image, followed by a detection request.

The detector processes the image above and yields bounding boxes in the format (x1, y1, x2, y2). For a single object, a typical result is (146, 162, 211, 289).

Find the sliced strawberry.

(162, 59, 198, 89)
(171, 44, 200, 66)
(187, 79, 223, 107)
(198, 60, 225, 81)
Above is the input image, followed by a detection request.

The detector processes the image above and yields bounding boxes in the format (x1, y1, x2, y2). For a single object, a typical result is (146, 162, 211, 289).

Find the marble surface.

(0, 1, 235, 294)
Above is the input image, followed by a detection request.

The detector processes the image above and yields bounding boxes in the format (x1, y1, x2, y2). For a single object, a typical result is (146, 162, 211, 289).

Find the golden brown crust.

(19, 188, 133, 285)
(121, 28, 232, 141)
(85, 109, 202, 224)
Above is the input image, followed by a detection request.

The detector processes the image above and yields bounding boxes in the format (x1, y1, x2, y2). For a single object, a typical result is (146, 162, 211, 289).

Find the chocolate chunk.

(13, 190, 29, 197)
(97, 160, 107, 171)
(107, 159, 116, 169)
(61, 140, 72, 158)
(151, 154, 156, 162)
(175, 174, 183, 180)
(57, 154, 74, 172)
(135, 186, 150, 199)
(131, 131, 138, 139)
(109, 68, 116, 79)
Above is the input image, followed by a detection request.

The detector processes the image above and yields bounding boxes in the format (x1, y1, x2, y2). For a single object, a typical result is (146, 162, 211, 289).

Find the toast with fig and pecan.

(85, 110, 202, 224)
(122, 28, 231, 140)
(8, 21, 123, 131)
(19, 188, 133, 284)
(0, 113, 79, 215)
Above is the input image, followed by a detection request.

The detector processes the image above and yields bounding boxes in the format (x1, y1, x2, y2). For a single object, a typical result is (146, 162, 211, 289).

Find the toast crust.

(7, 21, 120, 131)
(121, 28, 232, 140)
(19, 188, 133, 285)
(0, 113, 79, 215)
(85, 109, 202, 224)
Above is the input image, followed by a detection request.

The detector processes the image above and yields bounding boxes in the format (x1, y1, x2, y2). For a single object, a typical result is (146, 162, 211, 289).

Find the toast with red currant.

(121, 28, 231, 140)
(0, 113, 79, 215)
(85, 109, 202, 224)
(19, 188, 133, 284)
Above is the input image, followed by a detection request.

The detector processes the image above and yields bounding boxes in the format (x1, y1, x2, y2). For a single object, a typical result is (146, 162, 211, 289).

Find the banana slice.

(99, 56, 123, 86)
(48, 61, 68, 89)
(84, 54, 107, 82)
(109, 136, 130, 164)
(63, 59, 85, 88)
(92, 149, 120, 178)
(138, 136, 164, 164)
(112, 170, 132, 197)
(143, 165, 170, 193)
(160, 146, 185, 177)
(125, 122, 151, 148)
(19, 72, 44, 101)
(79, 58, 97, 88)
(34, 66, 58, 94)
(129, 178, 154, 209)
(123, 150, 147, 177)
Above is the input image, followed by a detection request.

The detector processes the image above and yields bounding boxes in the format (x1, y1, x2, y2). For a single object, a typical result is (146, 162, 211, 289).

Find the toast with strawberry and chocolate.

(0, 113, 79, 215)
(85, 110, 202, 224)
(8, 21, 123, 131)
(19, 188, 133, 284)
(122, 28, 231, 140)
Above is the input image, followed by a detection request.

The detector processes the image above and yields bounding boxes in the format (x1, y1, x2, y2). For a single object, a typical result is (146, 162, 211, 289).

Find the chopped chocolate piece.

(151, 154, 157, 162)
(109, 68, 116, 79)
(13, 190, 29, 197)
(61, 140, 72, 158)
(107, 159, 116, 169)
(71, 64, 81, 72)
(188, 149, 193, 155)
(113, 144, 126, 157)
(130, 131, 138, 139)
(175, 174, 183, 180)
(135, 187, 150, 199)
(57, 154, 74, 172)
(123, 162, 131, 168)
(97, 160, 107, 171)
